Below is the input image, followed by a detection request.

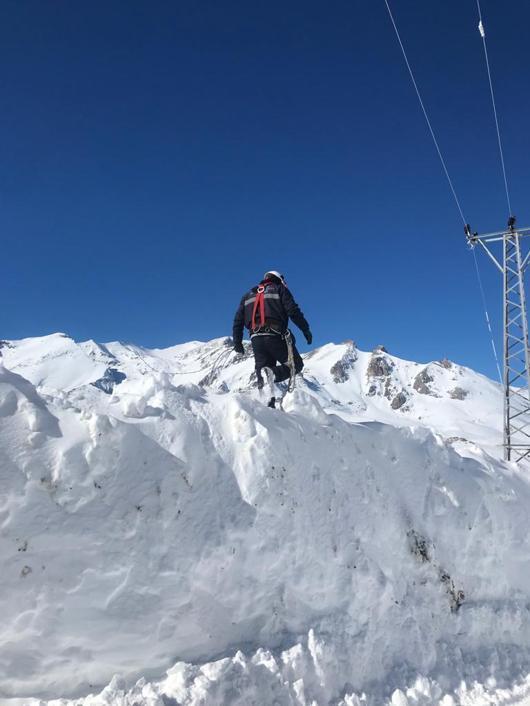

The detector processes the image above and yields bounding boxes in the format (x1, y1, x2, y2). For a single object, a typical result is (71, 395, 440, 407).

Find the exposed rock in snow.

(0, 334, 526, 706)
(449, 386, 468, 400)
(413, 368, 438, 396)
(391, 390, 408, 410)
(367, 352, 394, 379)
(366, 351, 403, 405)
(330, 341, 358, 383)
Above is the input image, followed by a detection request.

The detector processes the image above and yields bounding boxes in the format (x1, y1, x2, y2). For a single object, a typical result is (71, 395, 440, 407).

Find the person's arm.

(232, 297, 246, 352)
(280, 287, 312, 343)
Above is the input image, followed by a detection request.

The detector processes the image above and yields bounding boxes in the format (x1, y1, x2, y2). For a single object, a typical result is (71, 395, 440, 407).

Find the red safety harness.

(251, 280, 272, 330)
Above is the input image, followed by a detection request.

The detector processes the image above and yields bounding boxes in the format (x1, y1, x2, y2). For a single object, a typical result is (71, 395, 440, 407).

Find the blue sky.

(2, 0, 530, 378)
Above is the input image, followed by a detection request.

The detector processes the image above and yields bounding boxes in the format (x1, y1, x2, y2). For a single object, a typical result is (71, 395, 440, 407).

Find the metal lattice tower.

(467, 219, 530, 462)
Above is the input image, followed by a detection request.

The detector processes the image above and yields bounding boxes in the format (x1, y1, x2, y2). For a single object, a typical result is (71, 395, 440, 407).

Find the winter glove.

(233, 342, 245, 355)
(304, 330, 313, 345)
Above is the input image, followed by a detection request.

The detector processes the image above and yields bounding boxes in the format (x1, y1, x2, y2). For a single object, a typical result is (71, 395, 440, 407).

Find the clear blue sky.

(2, 0, 529, 378)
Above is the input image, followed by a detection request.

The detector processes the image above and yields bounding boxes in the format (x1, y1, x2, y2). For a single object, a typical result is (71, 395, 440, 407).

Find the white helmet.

(264, 270, 285, 283)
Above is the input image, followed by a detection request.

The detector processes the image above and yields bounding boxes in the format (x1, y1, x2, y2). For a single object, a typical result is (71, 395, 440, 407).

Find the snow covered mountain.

(0, 332, 502, 455)
(1, 333, 529, 706)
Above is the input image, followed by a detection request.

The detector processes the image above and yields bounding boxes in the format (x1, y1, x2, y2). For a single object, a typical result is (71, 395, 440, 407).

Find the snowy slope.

(0, 334, 502, 455)
(0, 334, 528, 706)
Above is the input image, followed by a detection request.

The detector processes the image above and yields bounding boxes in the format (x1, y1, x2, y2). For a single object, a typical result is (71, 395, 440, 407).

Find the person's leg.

(274, 363, 291, 383)
(262, 335, 302, 383)
(251, 336, 276, 387)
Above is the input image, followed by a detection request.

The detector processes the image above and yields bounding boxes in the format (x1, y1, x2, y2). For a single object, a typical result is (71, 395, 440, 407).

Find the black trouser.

(251, 332, 304, 383)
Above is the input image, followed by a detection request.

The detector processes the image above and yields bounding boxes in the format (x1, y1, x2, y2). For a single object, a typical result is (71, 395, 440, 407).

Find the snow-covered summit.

(0, 333, 527, 706)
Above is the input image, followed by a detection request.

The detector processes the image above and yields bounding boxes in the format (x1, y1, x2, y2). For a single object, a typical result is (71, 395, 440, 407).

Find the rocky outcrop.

(413, 368, 438, 396)
(391, 391, 408, 410)
(330, 341, 358, 383)
(446, 436, 470, 444)
(367, 351, 398, 401)
(449, 387, 468, 400)
(367, 354, 394, 379)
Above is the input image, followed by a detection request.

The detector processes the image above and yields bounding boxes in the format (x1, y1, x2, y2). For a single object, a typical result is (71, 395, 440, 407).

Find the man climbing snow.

(232, 270, 312, 406)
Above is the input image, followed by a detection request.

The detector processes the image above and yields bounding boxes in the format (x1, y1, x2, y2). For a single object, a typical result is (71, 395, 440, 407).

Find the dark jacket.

(233, 280, 310, 346)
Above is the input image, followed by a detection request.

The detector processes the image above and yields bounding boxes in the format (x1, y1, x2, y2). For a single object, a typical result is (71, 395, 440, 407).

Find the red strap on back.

(252, 285, 266, 330)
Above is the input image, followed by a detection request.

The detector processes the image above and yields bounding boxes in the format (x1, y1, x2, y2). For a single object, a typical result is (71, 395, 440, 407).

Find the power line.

(383, 0, 467, 225)
(383, 0, 503, 383)
(476, 0, 513, 217)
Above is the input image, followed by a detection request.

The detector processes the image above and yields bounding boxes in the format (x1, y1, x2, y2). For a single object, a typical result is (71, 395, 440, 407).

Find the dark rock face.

(407, 529, 464, 613)
(449, 387, 468, 400)
(330, 342, 358, 383)
(0, 340, 13, 355)
(330, 361, 349, 383)
(367, 355, 393, 379)
(413, 369, 436, 396)
(391, 391, 408, 410)
(447, 436, 470, 444)
(92, 368, 126, 394)
(438, 358, 453, 370)
(367, 353, 397, 401)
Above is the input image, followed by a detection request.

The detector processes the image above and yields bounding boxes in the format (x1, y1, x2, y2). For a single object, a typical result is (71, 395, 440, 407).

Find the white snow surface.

(1, 333, 529, 705)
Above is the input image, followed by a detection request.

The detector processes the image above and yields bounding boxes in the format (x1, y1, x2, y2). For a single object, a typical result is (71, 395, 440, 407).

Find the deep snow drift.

(0, 333, 529, 705)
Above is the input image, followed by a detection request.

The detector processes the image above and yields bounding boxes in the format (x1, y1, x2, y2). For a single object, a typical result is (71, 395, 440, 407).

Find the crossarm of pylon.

(477, 240, 503, 272)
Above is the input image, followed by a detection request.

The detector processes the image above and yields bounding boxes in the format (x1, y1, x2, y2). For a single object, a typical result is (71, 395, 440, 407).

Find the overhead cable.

(383, 0, 502, 381)
(475, 0, 513, 216)
(383, 0, 467, 225)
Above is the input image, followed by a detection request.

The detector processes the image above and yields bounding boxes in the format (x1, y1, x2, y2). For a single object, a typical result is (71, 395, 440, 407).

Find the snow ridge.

(0, 334, 528, 705)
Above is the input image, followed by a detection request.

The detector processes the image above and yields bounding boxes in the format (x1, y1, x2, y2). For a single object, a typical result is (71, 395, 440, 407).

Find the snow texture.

(0, 334, 529, 705)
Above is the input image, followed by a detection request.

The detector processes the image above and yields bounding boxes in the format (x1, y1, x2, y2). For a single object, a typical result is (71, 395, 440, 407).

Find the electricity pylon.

(467, 218, 530, 463)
